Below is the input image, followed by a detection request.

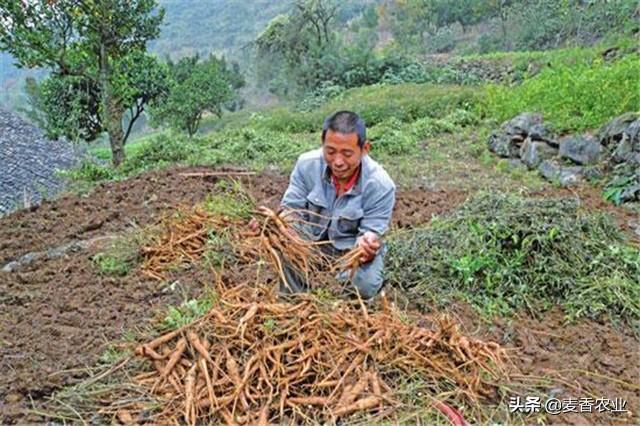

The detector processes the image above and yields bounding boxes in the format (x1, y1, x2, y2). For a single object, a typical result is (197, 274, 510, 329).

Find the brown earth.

(461, 304, 639, 425)
(0, 166, 465, 423)
(0, 166, 638, 424)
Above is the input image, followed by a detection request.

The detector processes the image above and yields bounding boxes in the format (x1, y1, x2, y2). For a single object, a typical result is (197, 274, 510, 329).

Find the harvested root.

(331, 246, 366, 279)
(141, 206, 237, 280)
(133, 282, 509, 424)
(245, 206, 332, 288)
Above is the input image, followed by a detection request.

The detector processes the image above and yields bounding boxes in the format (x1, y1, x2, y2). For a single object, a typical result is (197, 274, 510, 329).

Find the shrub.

(59, 160, 117, 182)
(482, 54, 640, 132)
(195, 127, 317, 171)
(368, 118, 416, 156)
(121, 134, 201, 174)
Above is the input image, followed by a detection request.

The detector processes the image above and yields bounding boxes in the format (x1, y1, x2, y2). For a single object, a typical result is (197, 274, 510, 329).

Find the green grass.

(204, 180, 254, 219)
(91, 234, 144, 277)
(201, 83, 480, 135)
(386, 192, 640, 326)
(192, 127, 317, 172)
(482, 53, 640, 132)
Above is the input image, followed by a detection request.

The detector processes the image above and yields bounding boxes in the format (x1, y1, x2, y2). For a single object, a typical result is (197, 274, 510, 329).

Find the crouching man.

(280, 110, 396, 299)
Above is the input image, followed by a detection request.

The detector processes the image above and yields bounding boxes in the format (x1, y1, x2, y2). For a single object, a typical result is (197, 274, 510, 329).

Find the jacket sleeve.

(281, 161, 309, 212)
(358, 181, 396, 237)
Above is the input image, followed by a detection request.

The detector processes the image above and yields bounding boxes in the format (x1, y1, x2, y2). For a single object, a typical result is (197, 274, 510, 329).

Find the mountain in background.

(1, 0, 294, 113)
(152, 0, 293, 61)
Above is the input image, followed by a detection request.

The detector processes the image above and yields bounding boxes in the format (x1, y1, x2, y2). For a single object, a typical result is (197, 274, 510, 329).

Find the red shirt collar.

(331, 166, 360, 196)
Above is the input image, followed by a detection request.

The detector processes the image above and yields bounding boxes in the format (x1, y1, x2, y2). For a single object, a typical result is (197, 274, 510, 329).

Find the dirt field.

(0, 166, 638, 424)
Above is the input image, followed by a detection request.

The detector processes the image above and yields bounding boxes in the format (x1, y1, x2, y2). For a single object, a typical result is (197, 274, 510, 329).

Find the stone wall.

(487, 112, 640, 203)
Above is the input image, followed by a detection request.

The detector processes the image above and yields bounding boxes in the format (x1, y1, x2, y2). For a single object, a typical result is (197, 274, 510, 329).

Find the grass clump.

(162, 289, 219, 330)
(92, 235, 142, 277)
(59, 160, 118, 183)
(386, 192, 640, 325)
(203, 180, 254, 220)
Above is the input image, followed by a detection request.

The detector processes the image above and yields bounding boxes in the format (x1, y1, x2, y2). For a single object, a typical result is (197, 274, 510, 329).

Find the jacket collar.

(321, 154, 369, 196)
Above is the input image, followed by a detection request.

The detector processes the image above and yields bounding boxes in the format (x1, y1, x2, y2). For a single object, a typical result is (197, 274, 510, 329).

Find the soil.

(465, 305, 639, 425)
(0, 166, 637, 424)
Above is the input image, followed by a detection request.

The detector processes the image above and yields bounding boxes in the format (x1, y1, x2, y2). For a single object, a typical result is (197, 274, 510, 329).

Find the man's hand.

(356, 231, 380, 263)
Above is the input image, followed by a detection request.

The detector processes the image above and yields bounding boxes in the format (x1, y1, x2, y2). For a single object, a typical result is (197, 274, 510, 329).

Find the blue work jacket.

(281, 148, 396, 251)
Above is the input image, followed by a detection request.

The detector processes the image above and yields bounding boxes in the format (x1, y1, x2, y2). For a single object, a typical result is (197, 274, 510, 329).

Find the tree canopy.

(150, 55, 245, 137)
(0, 0, 165, 166)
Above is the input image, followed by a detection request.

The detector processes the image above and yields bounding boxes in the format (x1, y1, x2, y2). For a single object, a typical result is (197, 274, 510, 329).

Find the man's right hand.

(357, 231, 381, 263)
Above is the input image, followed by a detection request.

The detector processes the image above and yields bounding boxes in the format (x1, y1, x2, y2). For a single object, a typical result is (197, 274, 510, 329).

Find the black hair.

(322, 110, 367, 148)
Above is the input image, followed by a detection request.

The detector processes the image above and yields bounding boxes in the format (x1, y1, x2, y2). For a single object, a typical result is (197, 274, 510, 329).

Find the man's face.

(322, 129, 370, 182)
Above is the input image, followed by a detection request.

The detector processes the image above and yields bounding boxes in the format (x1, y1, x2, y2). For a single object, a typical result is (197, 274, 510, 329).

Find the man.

(280, 110, 396, 299)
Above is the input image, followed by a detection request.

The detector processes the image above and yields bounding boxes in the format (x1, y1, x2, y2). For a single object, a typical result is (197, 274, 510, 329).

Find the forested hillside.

(3, 0, 636, 113)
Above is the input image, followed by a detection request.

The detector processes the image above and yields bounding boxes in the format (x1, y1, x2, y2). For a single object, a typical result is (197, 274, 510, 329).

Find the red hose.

(433, 401, 471, 426)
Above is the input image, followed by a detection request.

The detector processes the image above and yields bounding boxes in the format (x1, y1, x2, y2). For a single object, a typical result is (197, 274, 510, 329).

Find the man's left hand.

(357, 231, 380, 263)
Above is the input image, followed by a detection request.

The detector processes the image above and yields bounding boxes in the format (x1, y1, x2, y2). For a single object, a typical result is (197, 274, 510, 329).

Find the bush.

(194, 127, 317, 171)
(476, 33, 504, 55)
(368, 118, 416, 156)
(426, 26, 457, 53)
(121, 134, 201, 174)
(59, 160, 117, 182)
(482, 54, 640, 132)
(296, 81, 346, 112)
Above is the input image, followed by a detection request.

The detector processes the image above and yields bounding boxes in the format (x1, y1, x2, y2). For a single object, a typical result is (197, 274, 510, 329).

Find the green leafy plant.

(603, 171, 639, 206)
(91, 234, 144, 277)
(482, 54, 640, 132)
(387, 192, 640, 324)
(163, 293, 218, 330)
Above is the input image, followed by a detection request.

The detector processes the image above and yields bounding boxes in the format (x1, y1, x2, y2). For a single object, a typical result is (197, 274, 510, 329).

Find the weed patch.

(482, 54, 640, 132)
(387, 192, 640, 325)
(92, 235, 142, 277)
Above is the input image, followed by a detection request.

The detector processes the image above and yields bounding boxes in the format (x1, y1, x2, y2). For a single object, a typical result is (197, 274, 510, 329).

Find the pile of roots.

(141, 205, 360, 286)
(129, 282, 509, 425)
(140, 207, 223, 281)
(130, 202, 511, 424)
(248, 206, 333, 288)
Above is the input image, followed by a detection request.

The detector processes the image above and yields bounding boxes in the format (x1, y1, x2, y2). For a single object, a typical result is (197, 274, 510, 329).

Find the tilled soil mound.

(0, 166, 466, 423)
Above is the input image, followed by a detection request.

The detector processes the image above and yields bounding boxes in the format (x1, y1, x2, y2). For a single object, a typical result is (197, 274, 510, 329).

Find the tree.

(0, 0, 165, 166)
(17, 76, 47, 129)
(150, 55, 244, 137)
(113, 50, 171, 143)
(39, 72, 103, 141)
(21, 50, 169, 143)
(253, 0, 338, 94)
(431, 0, 486, 33)
(292, 0, 338, 47)
(479, 0, 513, 48)
(383, 0, 434, 52)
